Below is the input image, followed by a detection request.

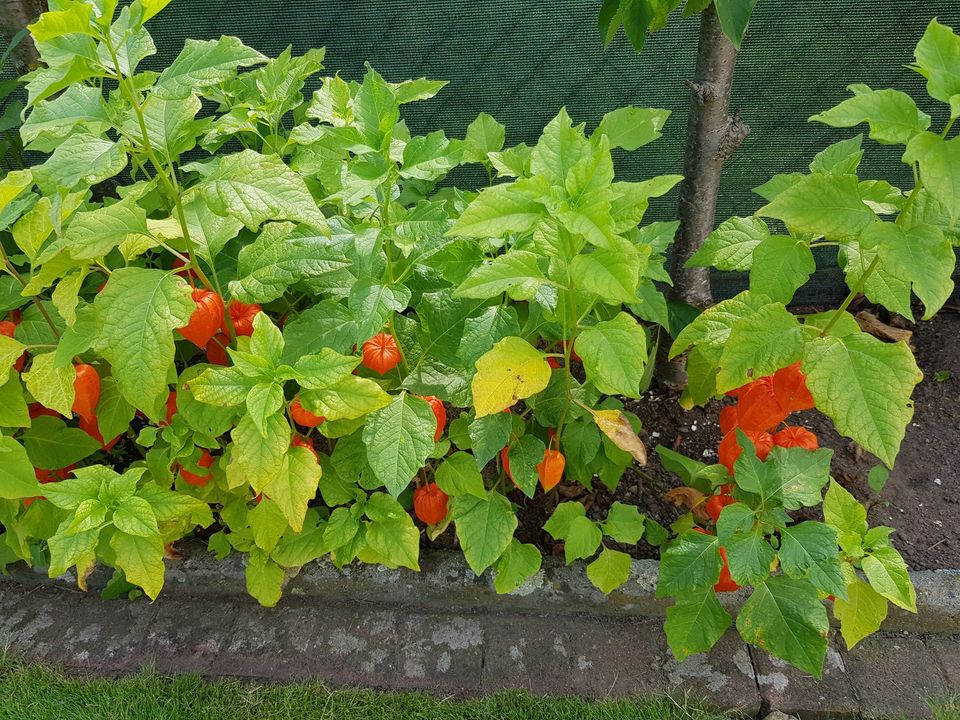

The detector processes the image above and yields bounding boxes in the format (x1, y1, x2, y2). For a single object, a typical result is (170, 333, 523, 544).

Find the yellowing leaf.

(471, 336, 550, 417)
(582, 405, 647, 465)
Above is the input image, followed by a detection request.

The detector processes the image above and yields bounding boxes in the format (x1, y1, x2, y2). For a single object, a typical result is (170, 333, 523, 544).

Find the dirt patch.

(503, 308, 960, 571)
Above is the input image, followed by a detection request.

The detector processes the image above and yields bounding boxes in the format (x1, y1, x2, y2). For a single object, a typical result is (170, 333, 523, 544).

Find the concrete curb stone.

(7, 544, 958, 635)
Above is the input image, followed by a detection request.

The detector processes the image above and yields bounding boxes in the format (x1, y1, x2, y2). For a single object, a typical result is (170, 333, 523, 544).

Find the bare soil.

(509, 308, 960, 571)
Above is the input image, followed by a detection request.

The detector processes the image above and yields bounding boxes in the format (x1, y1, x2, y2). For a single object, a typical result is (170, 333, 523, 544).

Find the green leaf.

(716, 303, 805, 392)
(467, 411, 512, 469)
(301, 375, 390, 422)
(47, 523, 98, 584)
(0, 376, 30, 428)
(471, 337, 551, 417)
(670, 290, 769, 365)
(293, 349, 358, 390)
(803, 333, 922, 467)
(749, 236, 816, 305)
(155, 36, 267, 99)
(0, 334, 25, 387)
(348, 280, 411, 340)
(834, 578, 888, 649)
(0, 436, 41, 499)
(400, 130, 463, 182)
(602, 502, 645, 544)
(665, 589, 732, 661)
(31, 133, 127, 194)
(809, 87, 931, 145)
(188, 366, 257, 407)
(448, 183, 544, 238)
(228, 223, 349, 303)
(41, 468, 103, 510)
(577, 312, 648, 397)
(51, 195, 149, 262)
(779, 522, 846, 599)
(95, 268, 194, 417)
(28, 3, 94, 42)
(714, 0, 758, 48)
(281, 301, 358, 361)
(455, 251, 546, 300)
(362, 394, 436, 497)
(463, 112, 506, 164)
(584, 546, 631, 593)
(451, 491, 518, 575)
(822, 478, 868, 544)
(594, 107, 671, 151)
(353, 65, 399, 147)
(110, 531, 165, 600)
(867, 465, 889, 495)
(864, 222, 954, 320)
(23, 57, 103, 108)
(246, 386, 284, 437)
(123, 93, 202, 161)
(65, 498, 108, 536)
(435, 452, 487, 499)
(769, 446, 833, 510)
(906, 134, 960, 223)
(687, 216, 769, 271)
(20, 415, 100, 470)
(457, 306, 520, 368)
(657, 530, 721, 597)
(570, 243, 641, 304)
(757, 173, 876, 241)
(838, 242, 913, 320)
(246, 546, 285, 607)
(507, 434, 546, 498)
(736, 577, 829, 678)
(97, 4, 155, 76)
(543, 501, 586, 541)
(20, 85, 110, 149)
(364, 516, 420, 571)
(720, 515, 775, 587)
(862, 545, 916, 612)
(189, 150, 325, 230)
(227, 413, 289, 493)
(323, 506, 361, 550)
(809, 135, 865, 175)
(493, 539, 542, 594)
(249, 498, 289, 553)
(530, 108, 592, 186)
(263, 445, 321, 532)
(137, 482, 214, 528)
(910, 19, 960, 110)
(113, 497, 159, 538)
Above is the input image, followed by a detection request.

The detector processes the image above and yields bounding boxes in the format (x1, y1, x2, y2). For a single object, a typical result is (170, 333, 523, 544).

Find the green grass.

(0, 656, 730, 720)
(929, 694, 960, 720)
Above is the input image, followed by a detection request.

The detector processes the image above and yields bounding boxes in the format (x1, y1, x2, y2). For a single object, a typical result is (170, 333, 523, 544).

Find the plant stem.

(102, 33, 215, 295)
(555, 279, 577, 444)
(818, 255, 878, 337)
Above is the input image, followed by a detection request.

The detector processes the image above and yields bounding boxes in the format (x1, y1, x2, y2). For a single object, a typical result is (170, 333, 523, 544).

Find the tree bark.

(1, 0, 47, 74)
(660, 4, 749, 387)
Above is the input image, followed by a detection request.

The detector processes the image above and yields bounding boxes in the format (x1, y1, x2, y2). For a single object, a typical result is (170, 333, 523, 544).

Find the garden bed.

(478, 307, 960, 571)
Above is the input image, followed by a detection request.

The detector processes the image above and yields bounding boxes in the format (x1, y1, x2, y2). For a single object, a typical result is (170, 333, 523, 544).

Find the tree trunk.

(660, 4, 749, 387)
(1, 0, 47, 74)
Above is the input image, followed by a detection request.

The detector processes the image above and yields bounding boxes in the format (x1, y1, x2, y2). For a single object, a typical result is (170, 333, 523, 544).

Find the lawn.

(0, 657, 730, 720)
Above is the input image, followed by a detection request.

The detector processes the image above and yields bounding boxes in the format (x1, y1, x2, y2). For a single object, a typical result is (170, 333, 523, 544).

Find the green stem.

(102, 33, 215, 295)
(555, 280, 578, 443)
(942, 116, 956, 139)
(818, 254, 878, 337)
